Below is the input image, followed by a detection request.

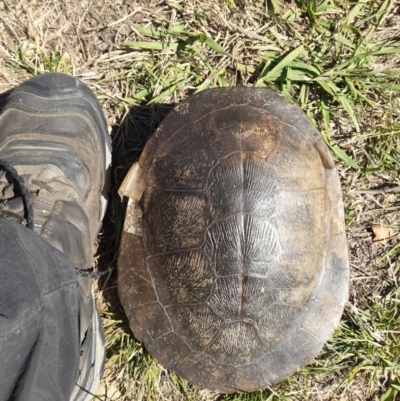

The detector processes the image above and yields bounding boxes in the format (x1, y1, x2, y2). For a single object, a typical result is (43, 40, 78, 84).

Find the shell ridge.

(198, 102, 320, 147)
(129, 300, 159, 309)
(199, 118, 221, 161)
(145, 242, 202, 258)
(145, 105, 234, 176)
(141, 240, 177, 338)
(164, 301, 209, 307)
(147, 329, 174, 344)
(201, 322, 228, 356)
(237, 138, 245, 317)
(145, 186, 204, 193)
(278, 186, 325, 194)
(300, 326, 327, 343)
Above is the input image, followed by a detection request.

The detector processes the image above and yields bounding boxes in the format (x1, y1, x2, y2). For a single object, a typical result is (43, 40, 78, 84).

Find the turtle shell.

(118, 88, 349, 393)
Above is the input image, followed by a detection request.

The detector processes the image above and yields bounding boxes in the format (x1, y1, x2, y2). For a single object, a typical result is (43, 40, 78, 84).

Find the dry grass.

(1, 0, 400, 400)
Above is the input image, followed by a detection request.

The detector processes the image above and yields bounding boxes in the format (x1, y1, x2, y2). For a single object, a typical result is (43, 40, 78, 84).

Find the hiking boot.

(0, 73, 112, 401)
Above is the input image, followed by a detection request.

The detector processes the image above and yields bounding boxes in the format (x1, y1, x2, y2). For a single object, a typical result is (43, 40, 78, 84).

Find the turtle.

(117, 87, 349, 393)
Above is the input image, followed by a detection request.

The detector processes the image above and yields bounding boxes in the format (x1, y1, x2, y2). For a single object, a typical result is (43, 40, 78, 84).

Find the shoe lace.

(0, 159, 111, 279)
(0, 159, 34, 229)
(77, 268, 111, 278)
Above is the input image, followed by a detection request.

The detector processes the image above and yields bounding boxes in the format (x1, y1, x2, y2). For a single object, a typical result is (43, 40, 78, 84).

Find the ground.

(0, 0, 399, 400)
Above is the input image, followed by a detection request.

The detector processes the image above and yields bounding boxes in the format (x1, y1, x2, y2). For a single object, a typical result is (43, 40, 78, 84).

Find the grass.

(1, 0, 400, 400)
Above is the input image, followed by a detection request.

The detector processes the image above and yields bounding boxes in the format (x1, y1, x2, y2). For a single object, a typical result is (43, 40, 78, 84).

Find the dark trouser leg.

(0, 218, 79, 401)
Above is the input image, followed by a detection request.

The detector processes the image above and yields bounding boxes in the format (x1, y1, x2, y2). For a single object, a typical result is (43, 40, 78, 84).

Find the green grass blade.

(194, 77, 212, 93)
(120, 41, 180, 51)
(331, 145, 361, 169)
(337, 94, 360, 132)
(135, 26, 163, 37)
(148, 77, 191, 104)
(315, 79, 337, 96)
(345, 0, 368, 25)
(197, 33, 227, 55)
(264, 45, 304, 81)
(269, 0, 281, 13)
(321, 97, 331, 139)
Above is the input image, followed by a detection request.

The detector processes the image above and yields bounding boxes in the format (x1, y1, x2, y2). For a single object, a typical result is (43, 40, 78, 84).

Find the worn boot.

(0, 73, 112, 401)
